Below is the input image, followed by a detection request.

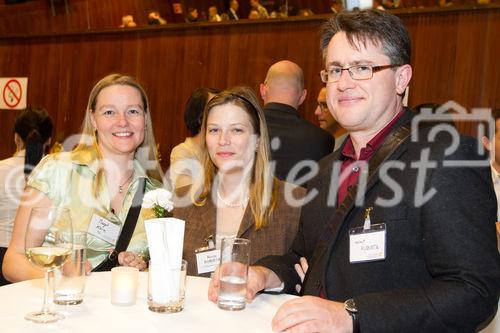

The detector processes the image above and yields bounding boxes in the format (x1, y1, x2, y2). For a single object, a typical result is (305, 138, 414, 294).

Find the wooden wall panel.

(0, 7, 498, 170)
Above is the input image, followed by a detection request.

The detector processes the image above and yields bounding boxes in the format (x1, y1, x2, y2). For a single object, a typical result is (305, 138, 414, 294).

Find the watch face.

(345, 298, 358, 313)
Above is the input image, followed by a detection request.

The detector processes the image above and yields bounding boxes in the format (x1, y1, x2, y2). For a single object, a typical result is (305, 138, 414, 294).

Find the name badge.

(87, 213, 121, 245)
(349, 223, 386, 263)
(195, 248, 220, 274)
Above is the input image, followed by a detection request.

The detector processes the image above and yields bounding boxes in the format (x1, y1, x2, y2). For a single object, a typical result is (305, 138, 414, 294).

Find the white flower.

(142, 189, 174, 216)
(156, 190, 173, 210)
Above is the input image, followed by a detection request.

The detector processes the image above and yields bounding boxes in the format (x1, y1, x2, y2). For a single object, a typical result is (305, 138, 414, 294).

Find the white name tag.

(196, 249, 220, 274)
(87, 213, 121, 245)
(349, 223, 386, 263)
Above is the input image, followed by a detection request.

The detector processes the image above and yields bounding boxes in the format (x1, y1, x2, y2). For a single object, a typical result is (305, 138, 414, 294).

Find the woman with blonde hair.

(2, 73, 163, 282)
(173, 86, 305, 276)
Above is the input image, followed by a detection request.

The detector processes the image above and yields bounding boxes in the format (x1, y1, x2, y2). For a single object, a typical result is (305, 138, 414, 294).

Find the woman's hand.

(118, 251, 147, 271)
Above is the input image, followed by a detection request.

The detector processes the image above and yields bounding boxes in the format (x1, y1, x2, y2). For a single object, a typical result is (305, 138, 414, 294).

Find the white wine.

(26, 247, 71, 269)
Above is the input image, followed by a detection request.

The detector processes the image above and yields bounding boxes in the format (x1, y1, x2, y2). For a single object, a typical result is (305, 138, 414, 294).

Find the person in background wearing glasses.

(208, 9, 500, 332)
(314, 87, 347, 151)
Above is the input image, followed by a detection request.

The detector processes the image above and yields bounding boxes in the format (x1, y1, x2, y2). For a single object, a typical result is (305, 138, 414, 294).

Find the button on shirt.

(338, 112, 405, 205)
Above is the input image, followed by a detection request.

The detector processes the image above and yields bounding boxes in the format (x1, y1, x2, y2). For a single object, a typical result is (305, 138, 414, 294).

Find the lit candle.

(111, 267, 139, 306)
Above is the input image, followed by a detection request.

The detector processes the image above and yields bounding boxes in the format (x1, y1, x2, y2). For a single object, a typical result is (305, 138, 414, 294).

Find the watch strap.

(350, 311, 360, 333)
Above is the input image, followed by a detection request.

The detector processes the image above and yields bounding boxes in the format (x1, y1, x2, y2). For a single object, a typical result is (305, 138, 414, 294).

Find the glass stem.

(41, 270, 51, 314)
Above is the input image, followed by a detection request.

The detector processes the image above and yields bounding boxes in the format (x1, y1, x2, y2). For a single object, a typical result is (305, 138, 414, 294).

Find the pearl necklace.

(216, 188, 249, 208)
(118, 171, 134, 194)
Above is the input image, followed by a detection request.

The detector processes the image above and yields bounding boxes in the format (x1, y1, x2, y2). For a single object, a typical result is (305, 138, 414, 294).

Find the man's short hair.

(320, 9, 411, 66)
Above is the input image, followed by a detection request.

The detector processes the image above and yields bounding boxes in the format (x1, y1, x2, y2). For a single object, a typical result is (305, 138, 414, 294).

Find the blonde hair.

(75, 73, 163, 187)
(194, 86, 277, 230)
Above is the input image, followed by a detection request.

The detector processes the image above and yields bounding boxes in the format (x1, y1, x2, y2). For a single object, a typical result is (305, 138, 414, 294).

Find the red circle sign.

(3, 79, 22, 108)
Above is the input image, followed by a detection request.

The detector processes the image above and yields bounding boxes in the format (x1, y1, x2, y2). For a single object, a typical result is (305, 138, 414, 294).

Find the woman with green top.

(2, 74, 163, 282)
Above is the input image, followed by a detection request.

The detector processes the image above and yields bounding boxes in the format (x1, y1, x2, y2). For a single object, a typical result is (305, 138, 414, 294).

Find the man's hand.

(272, 296, 353, 333)
(208, 265, 281, 303)
(118, 251, 147, 271)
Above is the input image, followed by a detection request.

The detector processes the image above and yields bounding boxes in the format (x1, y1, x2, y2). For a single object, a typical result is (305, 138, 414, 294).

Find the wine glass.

(24, 207, 73, 323)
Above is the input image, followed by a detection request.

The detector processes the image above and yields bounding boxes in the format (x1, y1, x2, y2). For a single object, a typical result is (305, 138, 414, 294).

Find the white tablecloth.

(0, 272, 295, 333)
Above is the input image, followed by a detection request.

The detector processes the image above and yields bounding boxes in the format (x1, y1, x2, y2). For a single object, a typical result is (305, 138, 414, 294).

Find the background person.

(147, 10, 167, 25)
(2, 74, 163, 282)
(173, 87, 305, 276)
(227, 0, 239, 20)
(481, 108, 500, 252)
(119, 15, 137, 28)
(208, 6, 222, 22)
(314, 87, 347, 151)
(250, 0, 269, 18)
(185, 7, 199, 23)
(170, 87, 220, 190)
(0, 107, 53, 285)
(260, 60, 335, 183)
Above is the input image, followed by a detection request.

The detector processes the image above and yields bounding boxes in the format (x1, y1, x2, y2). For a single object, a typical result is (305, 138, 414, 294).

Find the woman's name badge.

(88, 213, 120, 245)
(349, 207, 386, 263)
(195, 247, 220, 274)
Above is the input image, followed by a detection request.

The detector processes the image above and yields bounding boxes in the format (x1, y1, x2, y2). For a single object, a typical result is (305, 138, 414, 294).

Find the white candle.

(111, 267, 139, 306)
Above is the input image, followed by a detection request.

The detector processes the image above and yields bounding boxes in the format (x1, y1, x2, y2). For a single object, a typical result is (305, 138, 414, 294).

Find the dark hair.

(184, 87, 220, 136)
(491, 109, 500, 121)
(13, 106, 54, 176)
(320, 9, 411, 66)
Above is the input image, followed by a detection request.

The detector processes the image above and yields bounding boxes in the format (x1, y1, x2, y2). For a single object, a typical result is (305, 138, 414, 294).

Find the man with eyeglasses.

(208, 9, 499, 332)
(314, 87, 347, 151)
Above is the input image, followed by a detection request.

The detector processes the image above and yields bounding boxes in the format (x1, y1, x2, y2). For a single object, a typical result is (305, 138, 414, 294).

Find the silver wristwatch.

(344, 298, 360, 333)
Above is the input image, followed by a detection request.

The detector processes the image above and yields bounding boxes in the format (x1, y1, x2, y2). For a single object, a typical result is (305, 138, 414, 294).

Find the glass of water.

(54, 231, 87, 305)
(217, 238, 250, 311)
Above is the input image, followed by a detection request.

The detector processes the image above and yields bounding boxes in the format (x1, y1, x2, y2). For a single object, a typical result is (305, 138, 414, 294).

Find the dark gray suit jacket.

(263, 102, 335, 183)
(257, 109, 500, 332)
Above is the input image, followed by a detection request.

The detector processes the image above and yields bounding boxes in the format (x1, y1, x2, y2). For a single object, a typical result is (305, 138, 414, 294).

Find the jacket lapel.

(304, 111, 413, 295)
(186, 196, 216, 247)
(237, 205, 254, 238)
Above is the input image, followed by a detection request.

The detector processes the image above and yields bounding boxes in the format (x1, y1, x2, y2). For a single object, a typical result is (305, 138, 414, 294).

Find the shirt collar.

(70, 145, 147, 179)
(341, 110, 405, 161)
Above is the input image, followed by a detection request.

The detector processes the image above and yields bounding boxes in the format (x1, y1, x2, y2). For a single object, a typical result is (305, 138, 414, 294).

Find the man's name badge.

(88, 213, 120, 245)
(349, 223, 386, 263)
(195, 247, 220, 275)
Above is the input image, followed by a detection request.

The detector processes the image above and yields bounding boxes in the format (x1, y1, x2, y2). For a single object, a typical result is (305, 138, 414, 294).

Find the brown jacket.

(173, 180, 305, 276)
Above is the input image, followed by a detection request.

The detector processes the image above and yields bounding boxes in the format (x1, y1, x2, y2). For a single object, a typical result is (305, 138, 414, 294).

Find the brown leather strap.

(307, 124, 411, 285)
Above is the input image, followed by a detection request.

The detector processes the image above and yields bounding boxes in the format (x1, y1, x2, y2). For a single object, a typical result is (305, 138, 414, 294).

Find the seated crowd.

(118, 0, 489, 29)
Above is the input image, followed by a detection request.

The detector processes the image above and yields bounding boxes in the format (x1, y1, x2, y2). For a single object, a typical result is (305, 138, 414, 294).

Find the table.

(0, 272, 295, 333)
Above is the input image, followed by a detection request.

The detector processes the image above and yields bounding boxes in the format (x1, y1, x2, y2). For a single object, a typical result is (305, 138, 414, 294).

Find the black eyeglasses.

(320, 64, 400, 83)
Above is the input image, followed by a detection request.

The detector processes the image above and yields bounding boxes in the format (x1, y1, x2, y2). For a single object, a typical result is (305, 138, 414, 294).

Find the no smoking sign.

(0, 77, 28, 110)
